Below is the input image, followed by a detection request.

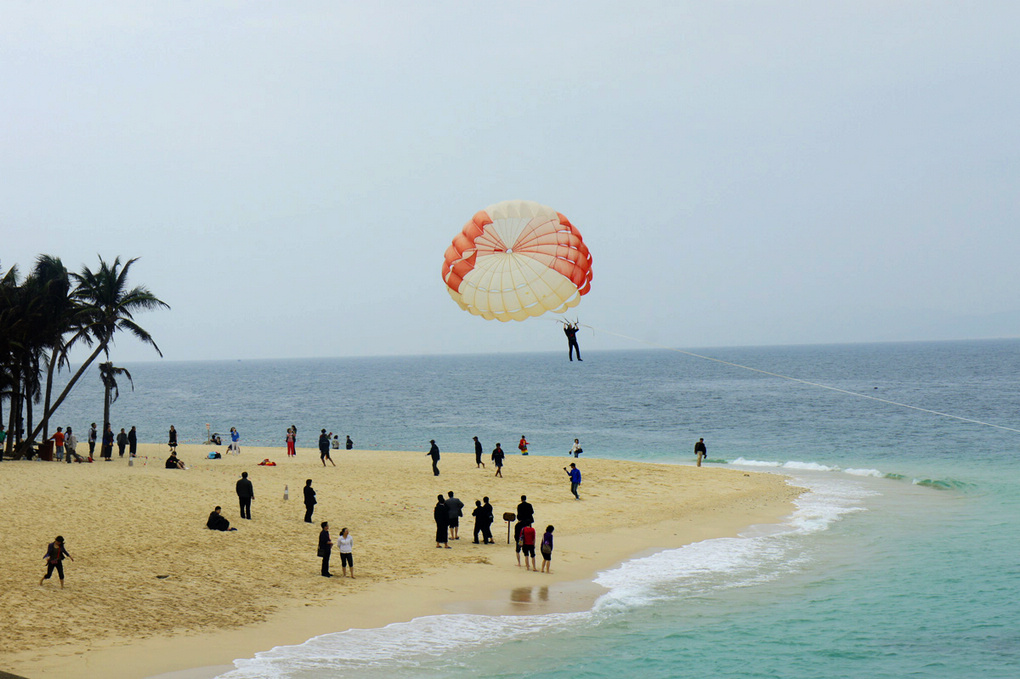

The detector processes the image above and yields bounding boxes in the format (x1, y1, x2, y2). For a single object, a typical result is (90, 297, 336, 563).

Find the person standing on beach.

(565, 463, 582, 499)
(303, 479, 316, 523)
(236, 471, 254, 519)
(446, 491, 464, 541)
(473, 436, 485, 468)
(337, 527, 354, 578)
(318, 429, 336, 467)
(540, 525, 554, 573)
(318, 522, 333, 577)
(518, 435, 529, 456)
(491, 443, 505, 477)
(471, 500, 485, 543)
(564, 321, 582, 361)
(88, 423, 97, 459)
(51, 427, 65, 462)
(128, 426, 137, 457)
(481, 497, 495, 544)
(515, 495, 534, 565)
(65, 426, 77, 464)
(570, 439, 583, 458)
(331, 434, 340, 450)
(345, 435, 353, 450)
(694, 438, 707, 467)
(101, 424, 114, 460)
(168, 425, 178, 453)
(427, 440, 441, 476)
(286, 427, 296, 456)
(434, 495, 450, 548)
(230, 427, 241, 455)
(116, 427, 128, 457)
(40, 536, 74, 588)
(520, 522, 537, 570)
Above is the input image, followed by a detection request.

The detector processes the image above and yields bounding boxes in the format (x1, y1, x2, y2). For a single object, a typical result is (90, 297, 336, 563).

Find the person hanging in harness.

(563, 321, 582, 362)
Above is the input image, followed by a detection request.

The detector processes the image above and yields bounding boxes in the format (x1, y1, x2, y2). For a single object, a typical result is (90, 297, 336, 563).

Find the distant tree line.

(0, 255, 169, 460)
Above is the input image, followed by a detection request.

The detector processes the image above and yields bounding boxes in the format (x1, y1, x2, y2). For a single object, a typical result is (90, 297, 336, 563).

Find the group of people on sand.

(435, 435, 585, 478)
(433, 491, 556, 573)
(39, 422, 138, 463)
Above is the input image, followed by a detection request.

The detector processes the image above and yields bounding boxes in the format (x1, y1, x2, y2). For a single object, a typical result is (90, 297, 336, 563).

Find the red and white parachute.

(441, 200, 593, 321)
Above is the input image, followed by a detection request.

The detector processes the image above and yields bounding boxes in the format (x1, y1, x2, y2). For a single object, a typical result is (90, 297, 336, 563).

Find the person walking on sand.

(446, 491, 464, 541)
(88, 422, 98, 459)
(319, 429, 336, 467)
(518, 435, 529, 456)
(128, 426, 137, 457)
(481, 496, 495, 544)
(434, 495, 450, 548)
(694, 438, 707, 467)
(427, 440, 441, 476)
(40, 536, 74, 588)
(570, 438, 583, 458)
(168, 425, 178, 453)
(236, 471, 254, 519)
(491, 443, 505, 477)
(565, 463, 582, 499)
(520, 522, 537, 571)
(540, 525, 554, 573)
(303, 479, 317, 523)
(473, 436, 485, 468)
(116, 427, 128, 457)
(318, 522, 333, 577)
(337, 527, 355, 578)
(286, 427, 296, 457)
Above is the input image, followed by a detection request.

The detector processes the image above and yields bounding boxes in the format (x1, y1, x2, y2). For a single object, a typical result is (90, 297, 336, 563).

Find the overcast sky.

(3, 2, 1018, 362)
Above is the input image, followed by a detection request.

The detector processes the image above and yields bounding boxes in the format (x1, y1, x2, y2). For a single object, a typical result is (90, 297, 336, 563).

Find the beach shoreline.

(1, 444, 800, 679)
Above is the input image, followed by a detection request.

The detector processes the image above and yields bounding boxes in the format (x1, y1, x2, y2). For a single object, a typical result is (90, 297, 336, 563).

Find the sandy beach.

(0, 444, 801, 679)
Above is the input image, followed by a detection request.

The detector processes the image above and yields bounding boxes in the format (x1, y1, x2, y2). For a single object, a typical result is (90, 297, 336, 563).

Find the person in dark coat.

(116, 428, 128, 457)
(694, 437, 707, 467)
(236, 471, 254, 519)
(318, 522, 333, 577)
(345, 435, 353, 450)
(491, 443, 505, 477)
(206, 506, 234, 531)
(473, 436, 485, 468)
(515, 495, 534, 565)
(40, 535, 74, 588)
(319, 429, 336, 467)
(303, 479, 317, 523)
(481, 496, 495, 544)
(128, 426, 138, 457)
(564, 321, 582, 361)
(101, 424, 114, 460)
(434, 495, 450, 548)
(427, 440, 440, 476)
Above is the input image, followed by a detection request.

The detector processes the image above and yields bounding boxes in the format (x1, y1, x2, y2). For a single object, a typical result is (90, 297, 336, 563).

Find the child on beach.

(40, 536, 74, 588)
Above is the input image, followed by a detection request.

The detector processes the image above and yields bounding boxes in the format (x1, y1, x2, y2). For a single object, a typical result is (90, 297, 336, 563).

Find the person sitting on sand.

(165, 451, 185, 469)
(206, 506, 236, 531)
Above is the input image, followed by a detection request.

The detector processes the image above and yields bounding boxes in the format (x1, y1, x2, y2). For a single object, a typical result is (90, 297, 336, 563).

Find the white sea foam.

(844, 467, 884, 477)
(216, 472, 874, 679)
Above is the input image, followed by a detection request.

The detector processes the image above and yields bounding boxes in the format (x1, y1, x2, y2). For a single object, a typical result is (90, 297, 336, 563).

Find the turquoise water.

(51, 341, 1020, 678)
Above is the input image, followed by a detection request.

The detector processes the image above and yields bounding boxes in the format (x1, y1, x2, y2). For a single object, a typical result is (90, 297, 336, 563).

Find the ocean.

(49, 340, 1020, 678)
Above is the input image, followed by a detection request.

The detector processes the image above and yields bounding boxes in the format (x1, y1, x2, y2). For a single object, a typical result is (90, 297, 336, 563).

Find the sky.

(2, 1, 1019, 362)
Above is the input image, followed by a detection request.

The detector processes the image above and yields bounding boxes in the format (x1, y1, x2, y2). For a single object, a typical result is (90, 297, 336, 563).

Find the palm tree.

(98, 362, 133, 433)
(26, 256, 169, 448)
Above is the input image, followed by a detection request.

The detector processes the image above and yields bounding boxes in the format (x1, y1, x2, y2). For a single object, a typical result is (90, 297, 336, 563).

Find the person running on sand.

(491, 443, 505, 477)
(337, 527, 354, 578)
(40, 536, 74, 588)
(540, 525, 554, 573)
(318, 429, 336, 467)
(434, 495, 450, 548)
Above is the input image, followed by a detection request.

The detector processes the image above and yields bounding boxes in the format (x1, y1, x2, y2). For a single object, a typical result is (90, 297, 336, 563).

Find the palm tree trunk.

(41, 347, 58, 442)
(103, 384, 111, 434)
(26, 340, 108, 447)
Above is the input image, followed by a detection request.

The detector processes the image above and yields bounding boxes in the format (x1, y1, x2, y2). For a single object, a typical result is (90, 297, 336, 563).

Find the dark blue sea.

(51, 340, 1020, 678)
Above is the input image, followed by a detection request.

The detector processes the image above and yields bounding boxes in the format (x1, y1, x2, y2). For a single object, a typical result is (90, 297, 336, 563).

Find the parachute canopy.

(442, 200, 593, 321)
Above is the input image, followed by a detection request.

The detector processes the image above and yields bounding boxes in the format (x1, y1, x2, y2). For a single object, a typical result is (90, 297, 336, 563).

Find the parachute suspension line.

(584, 325, 1020, 435)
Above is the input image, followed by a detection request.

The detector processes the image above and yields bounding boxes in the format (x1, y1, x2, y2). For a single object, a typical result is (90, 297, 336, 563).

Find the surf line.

(583, 324, 1020, 435)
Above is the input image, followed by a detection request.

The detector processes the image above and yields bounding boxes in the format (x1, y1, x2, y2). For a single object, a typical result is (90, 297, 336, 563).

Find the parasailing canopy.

(441, 200, 593, 321)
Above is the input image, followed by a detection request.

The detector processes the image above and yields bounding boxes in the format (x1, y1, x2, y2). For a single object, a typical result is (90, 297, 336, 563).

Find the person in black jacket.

(427, 440, 440, 476)
(303, 479, 317, 523)
(319, 429, 336, 467)
(40, 536, 74, 588)
(206, 506, 235, 531)
(116, 428, 128, 457)
(128, 426, 138, 457)
(434, 495, 450, 548)
(481, 497, 495, 544)
(236, 471, 254, 519)
(473, 436, 485, 468)
(318, 522, 333, 577)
